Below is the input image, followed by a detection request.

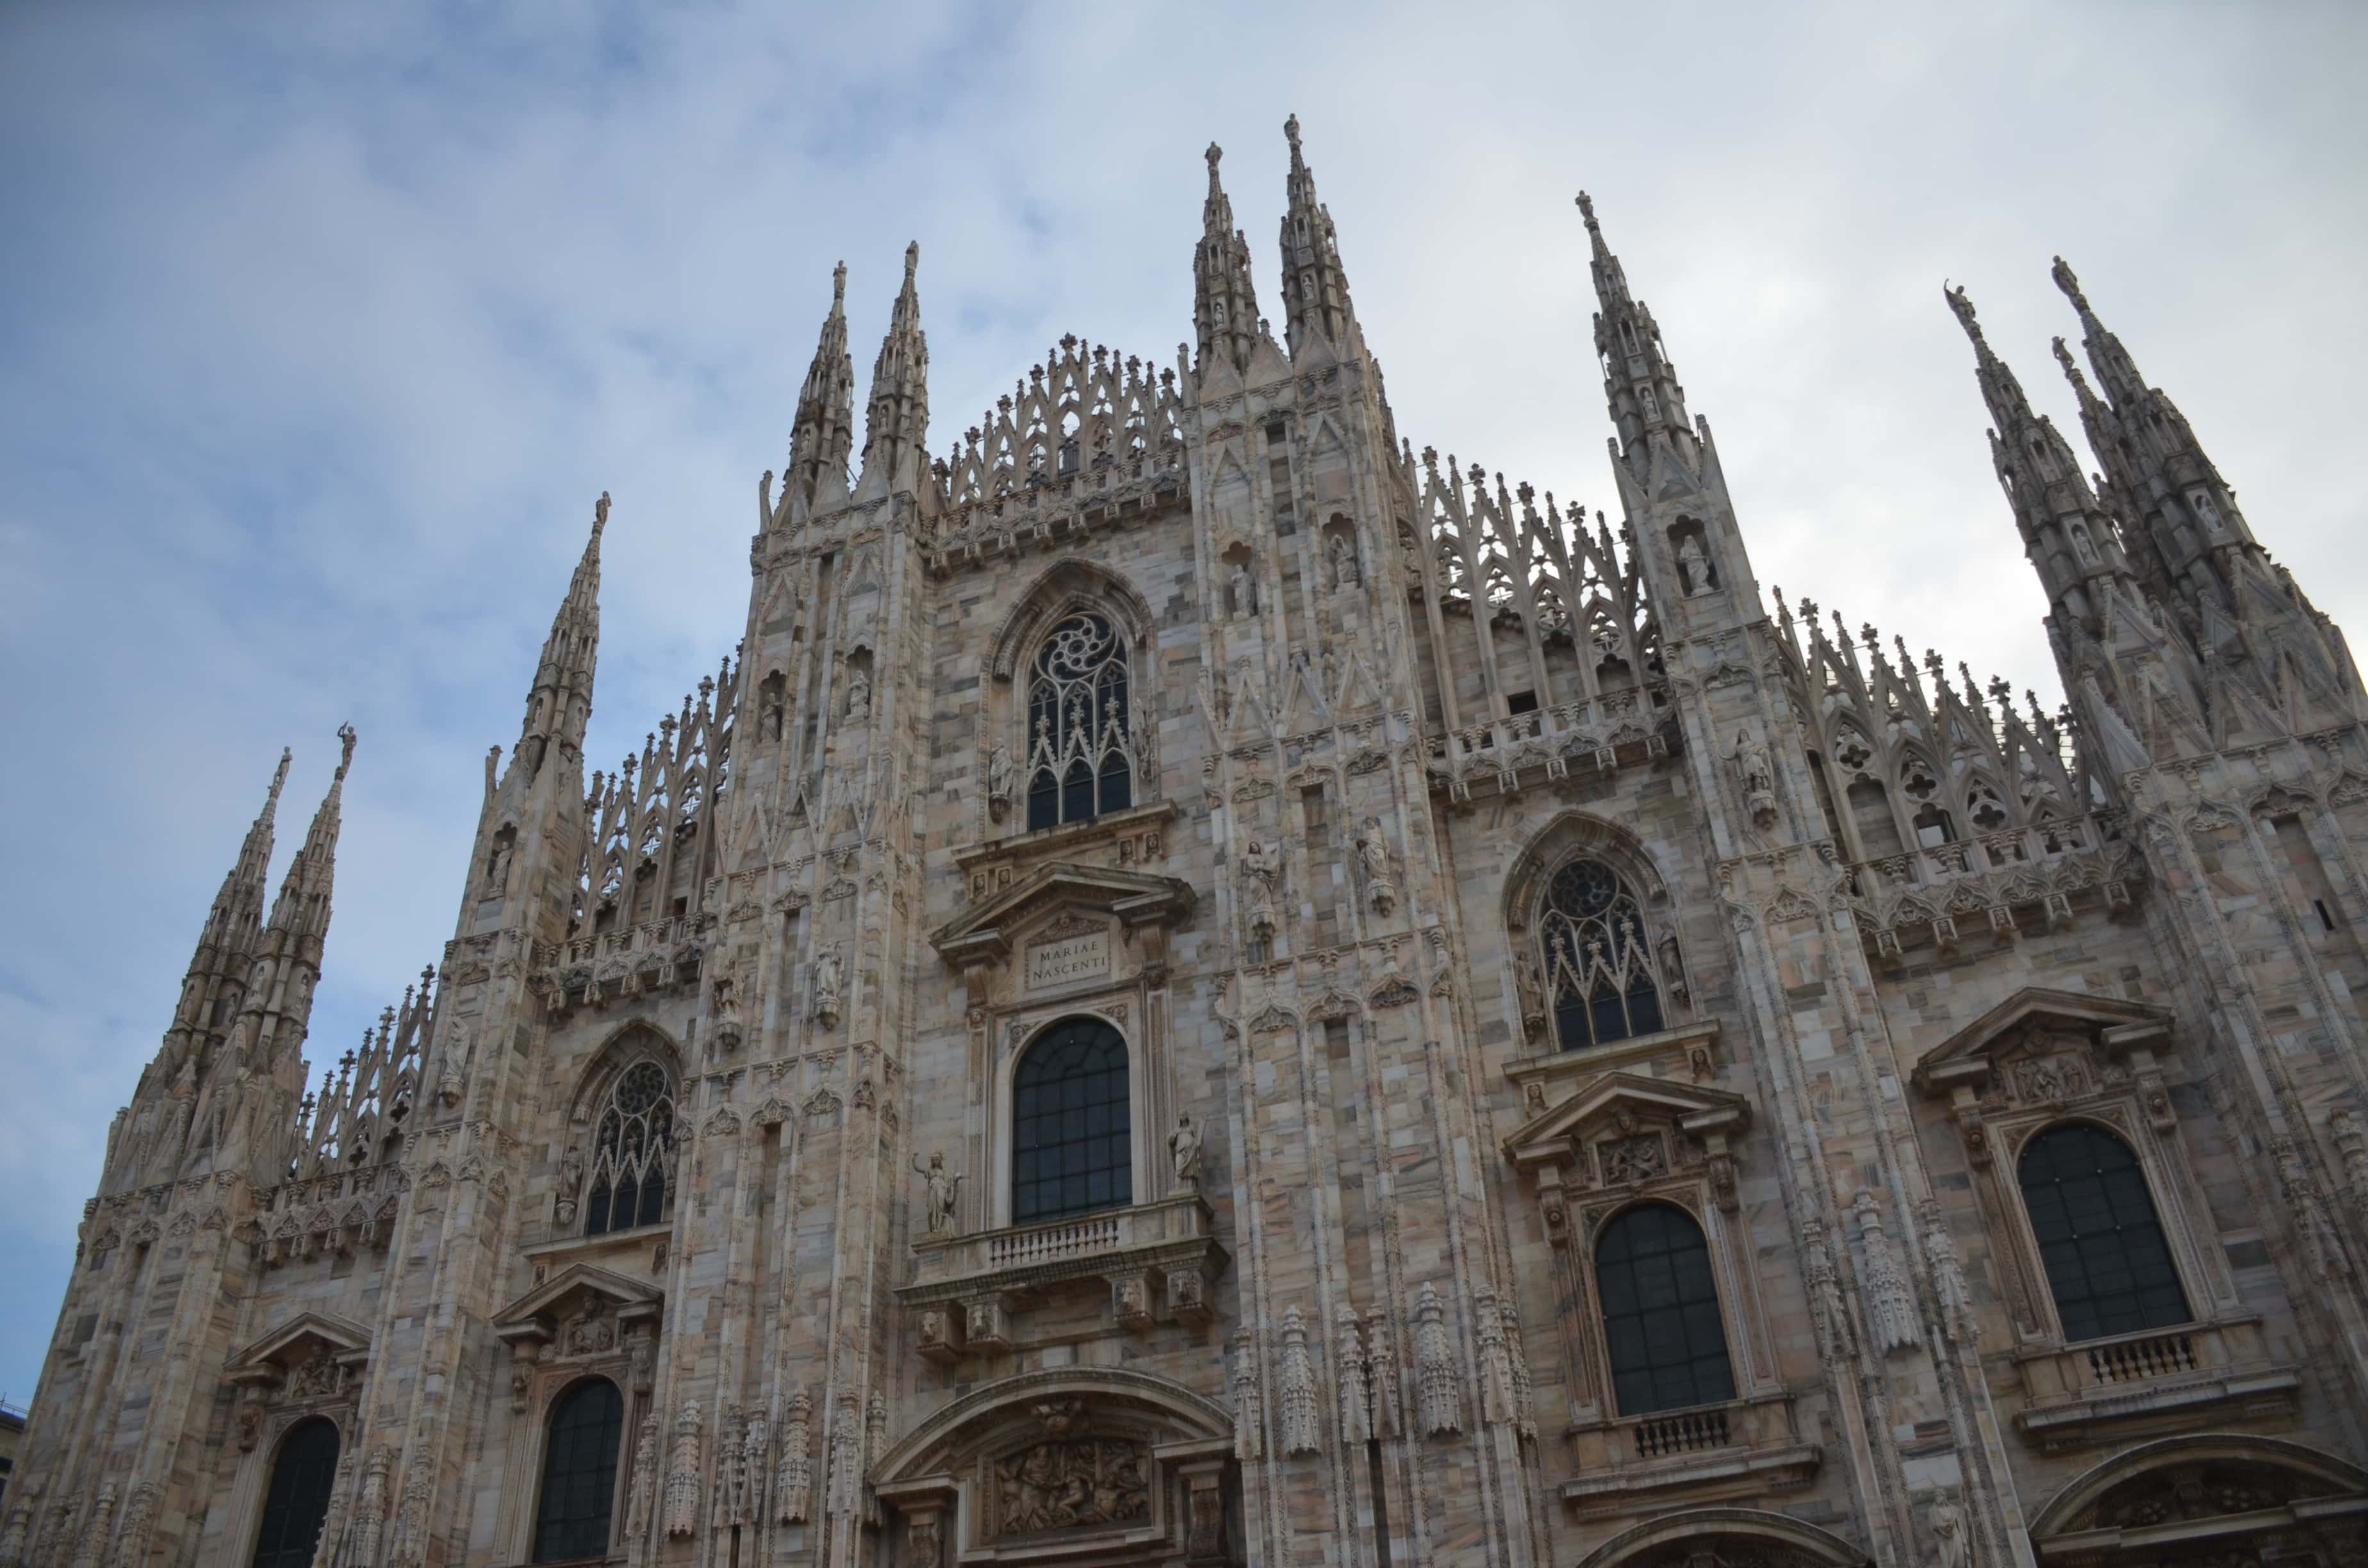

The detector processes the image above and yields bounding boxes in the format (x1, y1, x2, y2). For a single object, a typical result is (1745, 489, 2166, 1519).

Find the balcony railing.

(1559, 1393, 1818, 1517)
(2010, 1317, 2299, 1451)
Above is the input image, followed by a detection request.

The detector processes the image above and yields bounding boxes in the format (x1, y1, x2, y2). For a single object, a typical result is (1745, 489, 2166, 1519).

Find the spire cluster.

(1575, 192, 1693, 472)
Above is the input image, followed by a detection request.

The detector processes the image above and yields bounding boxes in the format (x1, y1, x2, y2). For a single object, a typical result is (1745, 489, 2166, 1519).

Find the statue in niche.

(482, 835, 514, 895)
(1928, 1496, 1968, 1568)
(2068, 519, 2099, 564)
(1229, 560, 1258, 619)
(555, 1145, 585, 1227)
(986, 742, 1012, 819)
(1238, 839, 1280, 910)
(1512, 946, 1546, 1034)
(1677, 532, 1716, 596)
(911, 1149, 962, 1236)
(1353, 816, 1398, 915)
(761, 685, 785, 742)
(1327, 532, 1360, 591)
(842, 668, 872, 724)
(811, 947, 843, 1027)
(1168, 1113, 1204, 1188)
(1734, 730, 1774, 798)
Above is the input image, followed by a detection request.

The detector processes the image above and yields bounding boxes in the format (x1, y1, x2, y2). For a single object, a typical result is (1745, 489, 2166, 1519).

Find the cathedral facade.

(10, 117, 2368, 1568)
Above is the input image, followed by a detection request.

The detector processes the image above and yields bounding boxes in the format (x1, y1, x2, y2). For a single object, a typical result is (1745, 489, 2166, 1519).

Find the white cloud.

(2, 0, 2364, 1400)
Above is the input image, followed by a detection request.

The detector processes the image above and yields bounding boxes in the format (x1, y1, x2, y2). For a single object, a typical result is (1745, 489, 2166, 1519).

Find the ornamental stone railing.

(1428, 687, 1674, 803)
(896, 1193, 1225, 1360)
(2009, 1316, 2300, 1451)
(1845, 810, 2142, 958)
(1559, 1391, 1818, 1519)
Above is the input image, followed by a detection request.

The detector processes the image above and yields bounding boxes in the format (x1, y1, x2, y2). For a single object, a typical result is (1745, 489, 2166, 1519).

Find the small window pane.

(2017, 1123, 2191, 1343)
(251, 1417, 340, 1568)
(533, 1379, 624, 1564)
(1011, 1018, 1131, 1223)
(1595, 1203, 1736, 1416)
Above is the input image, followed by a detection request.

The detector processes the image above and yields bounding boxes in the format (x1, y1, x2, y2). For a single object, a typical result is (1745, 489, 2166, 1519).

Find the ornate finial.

(1943, 281, 1983, 344)
(1283, 113, 1301, 150)
(903, 241, 919, 282)
(1205, 141, 1222, 177)
(831, 261, 846, 306)
(593, 491, 611, 534)
(334, 724, 358, 778)
(2050, 254, 2087, 311)
(1574, 190, 1599, 232)
(268, 746, 293, 804)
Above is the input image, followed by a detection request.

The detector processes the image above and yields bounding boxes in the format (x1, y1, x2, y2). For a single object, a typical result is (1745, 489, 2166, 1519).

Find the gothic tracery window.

(251, 1417, 340, 1568)
(1595, 1204, 1736, 1416)
(1025, 613, 1133, 832)
(2018, 1122, 2191, 1342)
(1539, 858, 1665, 1052)
(532, 1378, 624, 1564)
(584, 1061, 673, 1237)
(1011, 1018, 1131, 1223)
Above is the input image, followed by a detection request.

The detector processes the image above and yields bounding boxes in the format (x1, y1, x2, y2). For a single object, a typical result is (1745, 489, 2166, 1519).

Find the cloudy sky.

(2, 2, 2363, 1402)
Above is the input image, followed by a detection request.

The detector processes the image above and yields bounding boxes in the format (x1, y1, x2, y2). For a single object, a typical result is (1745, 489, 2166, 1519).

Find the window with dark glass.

(251, 1416, 340, 1568)
(2018, 1123, 2191, 1342)
(1010, 1018, 1131, 1223)
(1540, 858, 1664, 1052)
(1024, 614, 1133, 832)
(585, 1061, 673, 1237)
(1595, 1203, 1736, 1416)
(533, 1378, 624, 1564)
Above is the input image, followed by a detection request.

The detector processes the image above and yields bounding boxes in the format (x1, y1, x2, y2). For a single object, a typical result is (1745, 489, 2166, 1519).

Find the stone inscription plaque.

(1026, 930, 1110, 990)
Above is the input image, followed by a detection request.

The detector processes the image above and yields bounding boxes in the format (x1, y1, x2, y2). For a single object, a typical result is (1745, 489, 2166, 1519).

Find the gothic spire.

(855, 241, 930, 502)
(785, 261, 855, 518)
(1577, 191, 1695, 475)
(518, 493, 606, 783)
(213, 747, 291, 945)
(1193, 142, 1260, 382)
(265, 725, 356, 961)
(1277, 113, 1360, 363)
(2051, 255, 2260, 560)
(1946, 282, 2139, 638)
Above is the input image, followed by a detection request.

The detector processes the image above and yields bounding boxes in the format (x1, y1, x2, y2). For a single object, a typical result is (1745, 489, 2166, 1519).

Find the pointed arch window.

(251, 1417, 340, 1568)
(1540, 858, 1665, 1052)
(532, 1378, 624, 1564)
(584, 1061, 674, 1237)
(2018, 1123, 2191, 1342)
(1595, 1204, 1736, 1416)
(1011, 1018, 1131, 1223)
(1025, 613, 1133, 832)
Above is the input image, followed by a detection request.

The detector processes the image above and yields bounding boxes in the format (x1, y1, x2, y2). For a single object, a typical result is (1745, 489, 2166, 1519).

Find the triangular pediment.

(1503, 1069, 1750, 1171)
(227, 1311, 372, 1376)
(930, 862, 1194, 970)
(1910, 985, 2171, 1098)
(493, 1262, 664, 1348)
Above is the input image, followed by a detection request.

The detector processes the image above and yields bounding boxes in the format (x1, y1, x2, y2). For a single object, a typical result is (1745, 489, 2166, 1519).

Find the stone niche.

(873, 1371, 1235, 1568)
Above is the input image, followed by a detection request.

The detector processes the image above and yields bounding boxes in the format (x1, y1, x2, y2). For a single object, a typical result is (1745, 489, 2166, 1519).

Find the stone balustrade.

(2009, 1316, 2301, 1451)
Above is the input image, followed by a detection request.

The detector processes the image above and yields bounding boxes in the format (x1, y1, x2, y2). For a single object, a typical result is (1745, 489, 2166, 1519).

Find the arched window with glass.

(1595, 1203, 1736, 1416)
(2018, 1122, 2191, 1342)
(251, 1417, 340, 1568)
(1540, 857, 1665, 1052)
(1025, 613, 1135, 832)
(584, 1060, 674, 1237)
(1010, 1018, 1131, 1223)
(533, 1378, 625, 1564)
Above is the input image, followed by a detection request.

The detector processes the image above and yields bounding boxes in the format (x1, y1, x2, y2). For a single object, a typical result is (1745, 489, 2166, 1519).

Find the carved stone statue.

(842, 669, 871, 724)
(986, 742, 1012, 819)
(482, 836, 513, 895)
(1353, 816, 1398, 915)
(1675, 532, 1714, 596)
(1238, 839, 1280, 908)
(912, 1149, 962, 1235)
(1734, 730, 1774, 797)
(1328, 532, 1360, 591)
(1929, 1496, 1968, 1568)
(555, 1145, 584, 1227)
(1229, 560, 1258, 619)
(811, 947, 843, 1027)
(1169, 1113, 1203, 1188)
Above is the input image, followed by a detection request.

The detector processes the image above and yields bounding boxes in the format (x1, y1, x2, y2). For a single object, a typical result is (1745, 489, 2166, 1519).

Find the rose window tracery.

(1026, 614, 1135, 831)
(1539, 858, 1665, 1052)
(584, 1061, 674, 1237)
